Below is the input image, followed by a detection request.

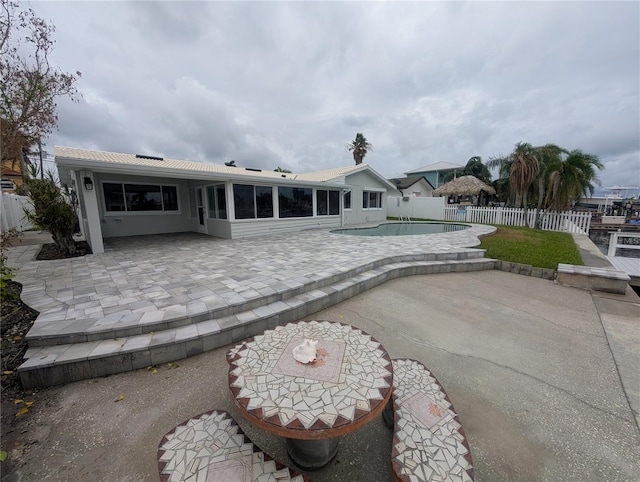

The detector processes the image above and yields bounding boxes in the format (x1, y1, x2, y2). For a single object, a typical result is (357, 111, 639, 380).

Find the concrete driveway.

(2, 270, 639, 481)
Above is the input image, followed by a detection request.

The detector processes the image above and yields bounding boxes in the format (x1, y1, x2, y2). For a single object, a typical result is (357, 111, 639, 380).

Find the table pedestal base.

(286, 437, 339, 470)
(382, 398, 394, 429)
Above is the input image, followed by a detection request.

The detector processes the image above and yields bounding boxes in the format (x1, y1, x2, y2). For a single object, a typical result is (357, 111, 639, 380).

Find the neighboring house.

(55, 147, 398, 254)
(404, 161, 463, 189)
(388, 176, 435, 197)
(1, 178, 17, 193)
(1, 160, 24, 190)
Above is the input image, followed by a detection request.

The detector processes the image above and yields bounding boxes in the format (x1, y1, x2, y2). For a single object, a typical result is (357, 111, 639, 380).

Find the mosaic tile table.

(226, 320, 394, 469)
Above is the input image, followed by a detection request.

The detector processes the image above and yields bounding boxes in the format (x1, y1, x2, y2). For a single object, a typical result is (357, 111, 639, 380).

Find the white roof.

(295, 164, 369, 182)
(297, 164, 397, 190)
(404, 161, 463, 174)
(54, 146, 298, 181)
(55, 146, 397, 190)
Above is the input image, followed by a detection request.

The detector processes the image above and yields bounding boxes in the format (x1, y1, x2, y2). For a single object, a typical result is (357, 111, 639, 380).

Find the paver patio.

(10, 224, 494, 334)
(7, 223, 496, 387)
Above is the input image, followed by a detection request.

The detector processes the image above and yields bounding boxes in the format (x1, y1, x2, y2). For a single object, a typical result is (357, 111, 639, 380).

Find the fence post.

(607, 232, 619, 257)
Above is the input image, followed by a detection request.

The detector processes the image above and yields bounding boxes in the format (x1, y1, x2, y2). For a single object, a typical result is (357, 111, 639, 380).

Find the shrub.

(23, 168, 77, 257)
(0, 228, 22, 301)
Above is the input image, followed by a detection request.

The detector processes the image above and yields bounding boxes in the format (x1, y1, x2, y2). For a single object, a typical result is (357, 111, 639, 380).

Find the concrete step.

(25, 250, 488, 347)
(557, 263, 630, 294)
(18, 256, 495, 389)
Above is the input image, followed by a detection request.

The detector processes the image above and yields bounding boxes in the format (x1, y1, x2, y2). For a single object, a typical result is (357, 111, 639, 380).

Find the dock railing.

(607, 231, 640, 257)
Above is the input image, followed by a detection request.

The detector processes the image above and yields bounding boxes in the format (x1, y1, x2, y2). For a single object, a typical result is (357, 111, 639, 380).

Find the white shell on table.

(293, 339, 318, 364)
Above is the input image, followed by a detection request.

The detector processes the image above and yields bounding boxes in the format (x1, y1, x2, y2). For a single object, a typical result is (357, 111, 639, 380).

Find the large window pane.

(125, 184, 162, 211)
(329, 190, 340, 215)
(103, 183, 125, 211)
(207, 184, 228, 219)
(233, 184, 255, 219)
(104, 181, 179, 213)
(278, 187, 313, 218)
(216, 184, 227, 219)
(162, 186, 178, 211)
(363, 191, 382, 209)
(317, 190, 328, 215)
(256, 186, 273, 218)
(369, 192, 377, 209)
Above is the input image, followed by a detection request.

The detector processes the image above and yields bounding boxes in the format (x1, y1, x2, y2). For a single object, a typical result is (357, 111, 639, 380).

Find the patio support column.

(78, 170, 104, 254)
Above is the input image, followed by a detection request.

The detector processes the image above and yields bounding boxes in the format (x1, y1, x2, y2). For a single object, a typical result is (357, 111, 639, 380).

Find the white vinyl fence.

(442, 206, 591, 233)
(387, 196, 591, 234)
(387, 196, 445, 220)
(1, 193, 35, 232)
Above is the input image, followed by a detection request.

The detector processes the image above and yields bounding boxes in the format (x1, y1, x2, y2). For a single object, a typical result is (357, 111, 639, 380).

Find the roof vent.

(245, 167, 262, 172)
(135, 154, 164, 161)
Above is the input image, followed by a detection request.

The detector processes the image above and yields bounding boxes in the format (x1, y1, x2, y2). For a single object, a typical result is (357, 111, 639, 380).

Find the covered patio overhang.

(56, 156, 347, 254)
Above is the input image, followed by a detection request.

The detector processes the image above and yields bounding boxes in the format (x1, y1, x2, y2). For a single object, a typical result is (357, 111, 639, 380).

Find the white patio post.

(77, 170, 104, 254)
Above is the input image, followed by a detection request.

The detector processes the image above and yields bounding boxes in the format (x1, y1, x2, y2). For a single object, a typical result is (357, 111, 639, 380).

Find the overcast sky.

(33, 1, 639, 193)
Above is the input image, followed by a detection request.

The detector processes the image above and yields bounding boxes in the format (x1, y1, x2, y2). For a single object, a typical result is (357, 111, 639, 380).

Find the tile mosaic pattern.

(157, 410, 308, 482)
(227, 321, 393, 437)
(391, 359, 474, 482)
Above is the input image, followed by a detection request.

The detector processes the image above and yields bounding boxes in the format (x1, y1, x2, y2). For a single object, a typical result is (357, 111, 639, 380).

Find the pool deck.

(8, 223, 497, 387)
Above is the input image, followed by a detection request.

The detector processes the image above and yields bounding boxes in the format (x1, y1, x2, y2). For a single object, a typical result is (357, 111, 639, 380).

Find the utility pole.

(39, 141, 44, 179)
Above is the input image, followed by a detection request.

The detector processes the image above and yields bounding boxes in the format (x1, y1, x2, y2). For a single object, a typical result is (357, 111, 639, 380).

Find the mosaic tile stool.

(384, 358, 475, 482)
(157, 410, 310, 482)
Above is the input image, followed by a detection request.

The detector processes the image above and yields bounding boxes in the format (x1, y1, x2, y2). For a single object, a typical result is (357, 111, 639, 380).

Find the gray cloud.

(35, 1, 639, 192)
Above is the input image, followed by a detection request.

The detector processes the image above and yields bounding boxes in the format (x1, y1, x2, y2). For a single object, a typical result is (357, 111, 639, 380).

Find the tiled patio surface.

(8, 223, 495, 343)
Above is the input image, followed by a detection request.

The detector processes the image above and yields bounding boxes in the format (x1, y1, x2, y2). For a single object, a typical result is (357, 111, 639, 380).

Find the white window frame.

(102, 181, 181, 216)
(343, 191, 352, 211)
(206, 184, 228, 219)
(362, 190, 384, 210)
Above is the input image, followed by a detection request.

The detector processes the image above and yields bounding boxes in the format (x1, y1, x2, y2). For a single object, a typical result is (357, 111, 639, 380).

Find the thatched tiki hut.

(432, 175, 496, 206)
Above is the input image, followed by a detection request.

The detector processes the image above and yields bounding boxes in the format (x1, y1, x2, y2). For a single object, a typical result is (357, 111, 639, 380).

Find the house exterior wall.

(409, 171, 455, 189)
(57, 150, 397, 246)
(230, 216, 340, 238)
(342, 171, 395, 225)
(95, 173, 192, 238)
(401, 179, 434, 197)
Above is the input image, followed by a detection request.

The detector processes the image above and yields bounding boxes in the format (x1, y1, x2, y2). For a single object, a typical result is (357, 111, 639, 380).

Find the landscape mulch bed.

(36, 240, 92, 260)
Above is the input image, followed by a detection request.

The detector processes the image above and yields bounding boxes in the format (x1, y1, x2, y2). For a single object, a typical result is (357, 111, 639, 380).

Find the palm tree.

(544, 149, 603, 211)
(346, 133, 373, 165)
(487, 153, 513, 205)
(532, 143, 565, 228)
(487, 142, 539, 226)
(509, 142, 539, 210)
(443, 156, 491, 184)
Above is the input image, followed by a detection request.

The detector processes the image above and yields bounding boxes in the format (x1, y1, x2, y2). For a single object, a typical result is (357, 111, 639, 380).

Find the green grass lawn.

(386, 217, 584, 269)
(479, 225, 583, 269)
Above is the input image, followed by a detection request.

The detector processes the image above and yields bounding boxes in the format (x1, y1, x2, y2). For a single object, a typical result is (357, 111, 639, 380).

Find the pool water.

(331, 222, 470, 236)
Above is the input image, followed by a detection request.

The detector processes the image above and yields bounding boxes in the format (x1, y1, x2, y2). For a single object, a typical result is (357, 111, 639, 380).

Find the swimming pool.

(331, 222, 470, 236)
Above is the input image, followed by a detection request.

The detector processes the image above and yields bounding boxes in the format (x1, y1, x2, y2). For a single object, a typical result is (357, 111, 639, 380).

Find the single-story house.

(404, 161, 463, 189)
(55, 147, 398, 254)
(388, 175, 435, 197)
